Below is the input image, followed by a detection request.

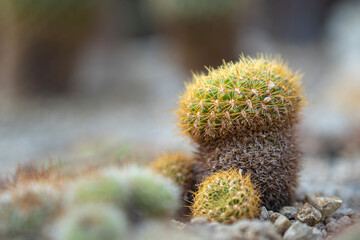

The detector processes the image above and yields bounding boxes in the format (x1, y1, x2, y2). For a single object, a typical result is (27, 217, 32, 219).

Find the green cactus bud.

(176, 55, 306, 210)
(54, 204, 127, 240)
(191, 169, 261, 224)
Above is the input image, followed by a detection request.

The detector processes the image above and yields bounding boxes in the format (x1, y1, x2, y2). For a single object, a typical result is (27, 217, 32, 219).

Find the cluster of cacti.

(0, 182, 63, 240)
(191, 169, 261, 223)
(146, 0, 245, 22)
(0, 162, 182, 240)
(176, 55, 305, 210)
(66, 166, 180, 221)
(54, 204, 127, 240)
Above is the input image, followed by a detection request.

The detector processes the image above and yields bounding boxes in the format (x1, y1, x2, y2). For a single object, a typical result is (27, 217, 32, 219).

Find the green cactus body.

(151, 153, 194, 191)
(65, 169, 129, 208)
(0, 183, 62, 240)
(54, 204, 127, 240)
(176, 56, 305, 210)
(191, 169, 261, 224)
(121, 166, 181, 220)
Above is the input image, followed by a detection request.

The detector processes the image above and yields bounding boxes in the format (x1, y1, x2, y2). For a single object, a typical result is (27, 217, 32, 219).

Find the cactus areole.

(176, 56, 305, 210)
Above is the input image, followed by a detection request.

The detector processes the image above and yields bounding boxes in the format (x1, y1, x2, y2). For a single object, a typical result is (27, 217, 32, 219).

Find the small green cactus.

(151, 153, 194, 190)
(191, 169, 261, 224)
(65, 168, 129, 208)
(121, 166, 181, 220)
(54, 204, 127, 240)
(146, 0, 246, 22)
(176, 55, 305, 210)
(0, 183, 62, 240)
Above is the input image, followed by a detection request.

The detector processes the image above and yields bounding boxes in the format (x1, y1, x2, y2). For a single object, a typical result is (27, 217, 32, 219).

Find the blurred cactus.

(0, 183, 62, 240)
(65, 169, 129, 208)
(151, 153, 195, 219)
(120, 166, 181, 221)
(176, 56, 305, 210)
(0, 0, 99, 97)
(54, 204, 127, 240)
(191, 169, 261, 224)
(151, 153, 194, 191)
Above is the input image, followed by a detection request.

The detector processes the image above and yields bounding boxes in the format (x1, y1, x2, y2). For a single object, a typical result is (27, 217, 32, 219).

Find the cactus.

(0, 182, 62, 240)
(146, 0, 245, 23)
(151, 153, 196, 219)
(191, 169, 261, 224)
(151, 153, 194, 191)
(176, 55, 305, 210)
(54, 204, 127, 240)
(65, 168, 129, 208)
(120, 166, 181, 220)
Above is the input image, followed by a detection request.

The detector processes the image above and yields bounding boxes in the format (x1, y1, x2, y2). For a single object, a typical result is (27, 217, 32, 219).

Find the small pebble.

(326, 220, 342, 233)
(312, 228, 322, 240)
(280, 206, 298, 220)
(259, 206, 270, 221)
(284, 221, 315, 240)
(306, 193, 342, 218)
(337, 216, 352, 227)
(296, 203, 322, 226)
(274, 215, 292, 235)
(270, 212, 282, 222)
(191, 217, 209, 225)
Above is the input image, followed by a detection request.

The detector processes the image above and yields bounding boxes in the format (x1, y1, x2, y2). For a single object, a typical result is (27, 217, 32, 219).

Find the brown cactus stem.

(194, 119, 301, 211)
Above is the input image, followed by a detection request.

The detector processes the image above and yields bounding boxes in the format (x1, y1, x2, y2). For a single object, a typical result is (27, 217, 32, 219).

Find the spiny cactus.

(151, 153, 194, 191)
(54, 204, 127, 240)
(191, 169, 261, 224)
(65, 169, 129, 208)
(146, 0, 245, 22)
(176, 55, 305, 210)
(151, 153, 195, 219)
(121, 166, 181, 220)
(0, 182, 62, 240)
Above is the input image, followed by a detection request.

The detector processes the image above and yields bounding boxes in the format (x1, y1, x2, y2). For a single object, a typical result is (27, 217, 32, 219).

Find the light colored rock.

(326, 220, 342, 233)
(269, 212, 282, 223)
(296, 203, 322, 226)
(260, 206, 270, 221)
(312, 228, 323, 240)
(337, 216, 352, 227)
(306, 193, 343, 218)
(280, 206, 298, 220)
(284, 221, 315, 240)
(231, 220, 282, 240)
(274, 215, 292, 235)
(190, 217, 209, 225)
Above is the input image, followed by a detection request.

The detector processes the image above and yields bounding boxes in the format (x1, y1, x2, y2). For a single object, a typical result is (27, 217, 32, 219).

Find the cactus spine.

(176, 55, 305, 210)
(191, 169, 261, 223)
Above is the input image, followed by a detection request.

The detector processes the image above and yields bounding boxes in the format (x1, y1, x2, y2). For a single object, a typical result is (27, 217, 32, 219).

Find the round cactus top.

(176, 55, 305, 142)
(191, 169, 261, 223)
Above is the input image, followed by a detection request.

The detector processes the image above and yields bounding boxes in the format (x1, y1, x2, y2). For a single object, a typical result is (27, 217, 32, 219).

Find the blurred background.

(0, 0, 359, 208)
